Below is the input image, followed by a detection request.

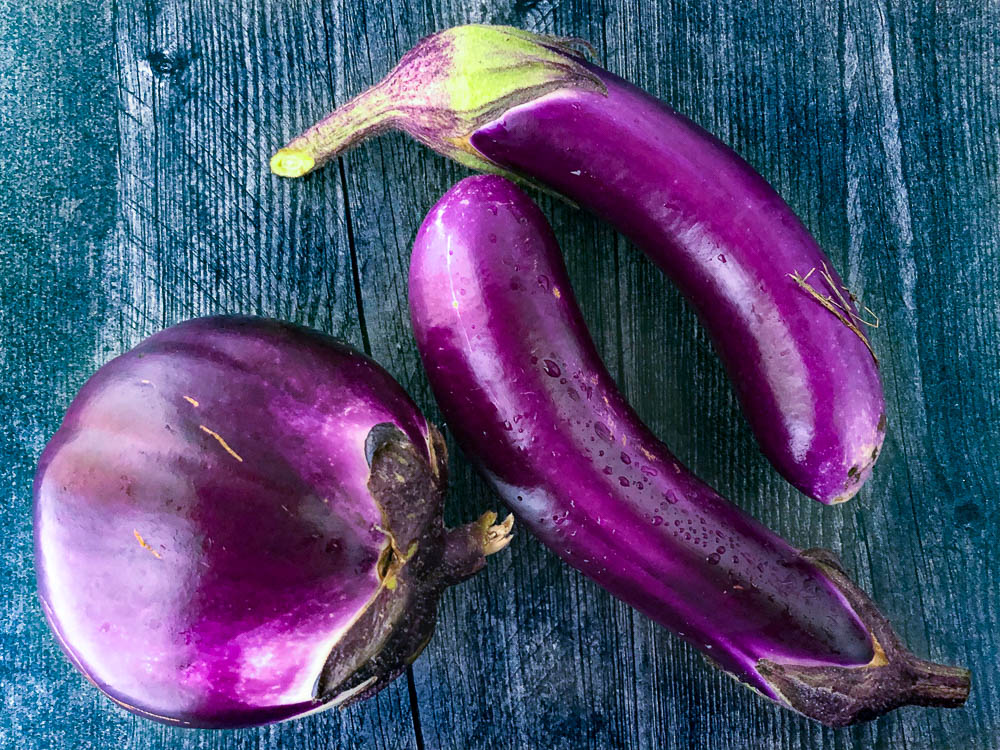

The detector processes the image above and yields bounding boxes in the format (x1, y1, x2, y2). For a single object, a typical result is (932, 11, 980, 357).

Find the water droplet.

(567, 387, 580, 401)
(635, 482, 643, 490)
(502, 421, 512, 431)
(559, 378, 567, 384)
(717, 546, 726, 554)
(618, 476, 630, 487)
(708, 553, 721, 565)
(594, 422, 613, 442)
(664, 491, 679, 504)
(598, 450, 604, 456)
(652, 516, 663, 526)
(543, 360, 561, 377)
(537, 274, 550, 290)
(641, 465, 657, 477)
(717, 254, 727, 263)
(620, 452, 631, 464)
(603, 466, 613, 475)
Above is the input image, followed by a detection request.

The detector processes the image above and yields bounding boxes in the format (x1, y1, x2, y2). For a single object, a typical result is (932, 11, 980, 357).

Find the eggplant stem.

(271, 85, 395, 177)
(270, 25, 607, 181)
(483, 512, 516, 555)
(436, 512, 514, 586)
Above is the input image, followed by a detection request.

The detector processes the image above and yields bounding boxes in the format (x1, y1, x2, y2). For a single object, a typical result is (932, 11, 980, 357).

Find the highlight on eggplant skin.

(407, 175, 969, 727)
(32, 316, 512, 729)
(271, 23, 887, 507)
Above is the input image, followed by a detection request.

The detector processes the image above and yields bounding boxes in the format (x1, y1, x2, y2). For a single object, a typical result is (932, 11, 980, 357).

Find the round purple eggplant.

(33, 316, 512, 728)
(408, 175, 968, 727)
(271, 24, 886, 505)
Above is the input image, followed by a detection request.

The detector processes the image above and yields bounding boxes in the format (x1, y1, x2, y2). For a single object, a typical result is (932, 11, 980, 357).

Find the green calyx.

(438, 25, 598, 119)
(270, 24, 605, 179)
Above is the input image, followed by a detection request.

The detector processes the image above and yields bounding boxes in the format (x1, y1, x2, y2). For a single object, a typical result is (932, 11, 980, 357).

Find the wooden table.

(2, 1, 996, 747)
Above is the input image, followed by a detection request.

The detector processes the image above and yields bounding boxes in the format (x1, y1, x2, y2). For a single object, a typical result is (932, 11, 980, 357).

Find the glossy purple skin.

(409, 176, 875, 699)
(34, 317, 432, 728)
(468, 66, 886, 504)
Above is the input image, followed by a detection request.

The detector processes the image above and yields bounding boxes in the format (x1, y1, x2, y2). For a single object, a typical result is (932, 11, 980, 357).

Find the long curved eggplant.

(407, 175, 967, 726)
(272, 24, 886, 505)
(34, 316, 512, 728)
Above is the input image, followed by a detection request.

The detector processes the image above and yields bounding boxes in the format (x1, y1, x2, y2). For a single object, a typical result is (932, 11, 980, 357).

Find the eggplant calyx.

(315, 424, 510, 709)
(270, 24, 605, 179)
(757, 548, 970, 727)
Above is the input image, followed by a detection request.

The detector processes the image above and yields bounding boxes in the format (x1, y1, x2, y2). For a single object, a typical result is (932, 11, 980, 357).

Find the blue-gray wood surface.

(2, 0, 997, 747)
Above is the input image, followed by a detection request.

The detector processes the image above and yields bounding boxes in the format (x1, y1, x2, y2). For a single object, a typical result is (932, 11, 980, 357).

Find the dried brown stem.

(789, 265, 879, 364)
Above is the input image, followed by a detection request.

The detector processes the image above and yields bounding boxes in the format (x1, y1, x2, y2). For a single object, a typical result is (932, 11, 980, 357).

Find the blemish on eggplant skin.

(877, 413, 887, 432)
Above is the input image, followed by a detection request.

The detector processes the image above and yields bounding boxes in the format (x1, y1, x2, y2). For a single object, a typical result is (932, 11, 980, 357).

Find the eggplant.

(33, 316, 512, 728)
(407, 175, 968, 726)
(271, 24, 886, 506)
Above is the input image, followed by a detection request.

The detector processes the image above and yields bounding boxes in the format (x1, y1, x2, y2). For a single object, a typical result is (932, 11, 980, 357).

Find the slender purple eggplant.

(33, 316, 512, 728)
(271, 24, 886, 505)
(408, 175, 967, 726)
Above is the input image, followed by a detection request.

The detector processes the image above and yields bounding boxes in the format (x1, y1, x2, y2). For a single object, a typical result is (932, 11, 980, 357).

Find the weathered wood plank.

(2, 0, 997, 748)
(0, 0, 120, 745)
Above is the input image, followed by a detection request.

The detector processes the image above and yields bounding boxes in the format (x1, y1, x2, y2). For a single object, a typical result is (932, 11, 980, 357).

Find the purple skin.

(409, 176, 968, 726)
(469, 66, 885, 505)
(34, 316, 512, 728)
(271, 25, 886, 505)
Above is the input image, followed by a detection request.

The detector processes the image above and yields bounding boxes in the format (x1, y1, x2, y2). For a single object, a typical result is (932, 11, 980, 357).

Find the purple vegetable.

(33, 316, 512, 728)
(408, 175, 968, 726)
(271, 24, 886, 505)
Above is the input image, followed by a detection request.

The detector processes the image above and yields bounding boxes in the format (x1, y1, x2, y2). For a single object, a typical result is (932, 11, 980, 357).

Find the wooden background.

(2, 0, 997, 747)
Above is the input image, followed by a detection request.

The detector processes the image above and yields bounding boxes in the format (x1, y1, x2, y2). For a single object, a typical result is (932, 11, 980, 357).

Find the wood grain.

(2, 0, 997, 748)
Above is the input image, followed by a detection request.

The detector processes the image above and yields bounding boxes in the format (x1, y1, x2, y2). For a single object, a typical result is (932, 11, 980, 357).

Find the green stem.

(270, 86, 394, 177)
